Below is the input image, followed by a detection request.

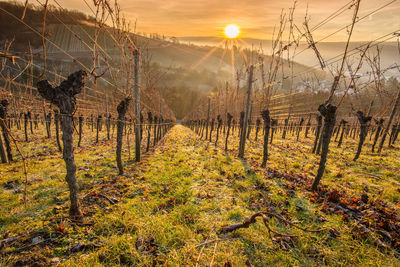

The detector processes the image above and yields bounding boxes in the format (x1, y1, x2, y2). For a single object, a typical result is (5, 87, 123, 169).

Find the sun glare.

(224, 24, 240, 39)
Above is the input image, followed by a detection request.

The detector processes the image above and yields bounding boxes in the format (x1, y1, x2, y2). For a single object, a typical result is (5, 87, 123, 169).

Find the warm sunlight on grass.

(224, 24, 240, 38)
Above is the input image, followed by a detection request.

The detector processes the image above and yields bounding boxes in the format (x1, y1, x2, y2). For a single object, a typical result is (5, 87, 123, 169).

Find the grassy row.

(0, 124, 399, 265)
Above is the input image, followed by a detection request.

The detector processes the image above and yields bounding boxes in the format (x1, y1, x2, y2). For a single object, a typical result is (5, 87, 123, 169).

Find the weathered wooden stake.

(205, 98, 210, 140)
(261, 109, 270, 168)
(225, 113, 233, 152)
(377, 87, 400, 153)
(146, 112, 152, 152)
(133, 49, 141, 162)
(238, 65, 253, 159)
(0, 100, 12, 162)
(78, 115, 83, 147)
(54, 110, 62, 152)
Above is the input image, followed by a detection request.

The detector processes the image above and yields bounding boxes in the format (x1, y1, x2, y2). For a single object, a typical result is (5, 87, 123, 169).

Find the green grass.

(0, 124, 399, 266)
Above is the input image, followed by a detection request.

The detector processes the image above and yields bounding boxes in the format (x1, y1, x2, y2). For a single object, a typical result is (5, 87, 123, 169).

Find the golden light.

(224, 24, 240, 39)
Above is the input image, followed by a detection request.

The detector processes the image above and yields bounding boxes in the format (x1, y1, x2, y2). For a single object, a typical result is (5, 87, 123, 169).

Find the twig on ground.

(219, 211, 325, 236)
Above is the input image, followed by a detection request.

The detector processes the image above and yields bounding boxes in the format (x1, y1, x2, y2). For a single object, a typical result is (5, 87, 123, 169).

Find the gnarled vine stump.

(353, 111, 372, 161)
(116, 98, 131, 175)
(225, 113, 233, 152)
(36, 70, 87, 217)
(0, 100, 13, 162)
(312, 103, 336, 191)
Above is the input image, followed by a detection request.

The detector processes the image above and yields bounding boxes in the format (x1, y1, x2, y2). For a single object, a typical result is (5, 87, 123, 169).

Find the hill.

(0, 1, 321, 119)
(178, 36, 400, 77)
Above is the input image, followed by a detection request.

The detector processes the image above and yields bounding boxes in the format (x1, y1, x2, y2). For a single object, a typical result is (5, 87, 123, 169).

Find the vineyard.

(0, 0, 400, 266)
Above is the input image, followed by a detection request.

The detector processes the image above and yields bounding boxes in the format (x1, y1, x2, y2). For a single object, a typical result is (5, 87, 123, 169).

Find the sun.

(224, 24, 240, 39)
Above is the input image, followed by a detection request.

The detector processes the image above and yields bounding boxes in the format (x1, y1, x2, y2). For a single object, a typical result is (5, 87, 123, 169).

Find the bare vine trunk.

(312, 115, 322, 153)
(312, 103, 337, 191)
(78, 115, 83, 147)
(55, 111, 62, 152)
(255, 118, 260, 141)
(106, 114, 111, 140)
(209, 118, 214, 142)
(46, 112, 52, 138)
(0, 133, 6, 163)
(296, 118, 304, 141)
(270, 119, 277, 144)
(337, 120, 347, 148)
(37, 70, 87, 218)
(371, 119, 383, 152)
(153, 116, 158, 146)
(353, 111, 372, 161)
(377, 88, 400, 153)
(24, 112, 28, 142)
(261, 110, 270, 168)
(0, 100, 12, 162)
(146, 112, 152, 152)
(116, 98, 131, 175)
(96, 115, 101, 143)
(215, 115, 222, 146)
(28, 111, 33, 134)
(305, 116, 311, 138)
(225, 113, 233, 152)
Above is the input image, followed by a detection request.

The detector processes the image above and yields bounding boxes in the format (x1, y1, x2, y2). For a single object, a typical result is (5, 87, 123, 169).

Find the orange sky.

(20, 0, 400, 41)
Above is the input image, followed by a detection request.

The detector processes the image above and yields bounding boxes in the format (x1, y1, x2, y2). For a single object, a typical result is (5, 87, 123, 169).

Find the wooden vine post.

(78, 115, 83, 147)
(225, 113, 233, 152)
(54, 110, 62, 152)
(261, 109, 271, 168)
(371, 118, 384, 152)
(337, 119, 347, 148)
(133, 49, 141, 162)
(0, 130, 6, 163)
(312, 115, 322, 153)
(23, 112, 28, 142)
(377, 86, 400, 153)
(0, 100, 13, 162)
(238, 65, 253, 159)
(36, 70, 87, 218)
(215, 115, 222, 146)
(0, 100, 10, 163)
(106, 114, 111, 140)
(255, 118, 261, 141)
(146, 112, 152, 152)
(205, 98, 210, 140)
